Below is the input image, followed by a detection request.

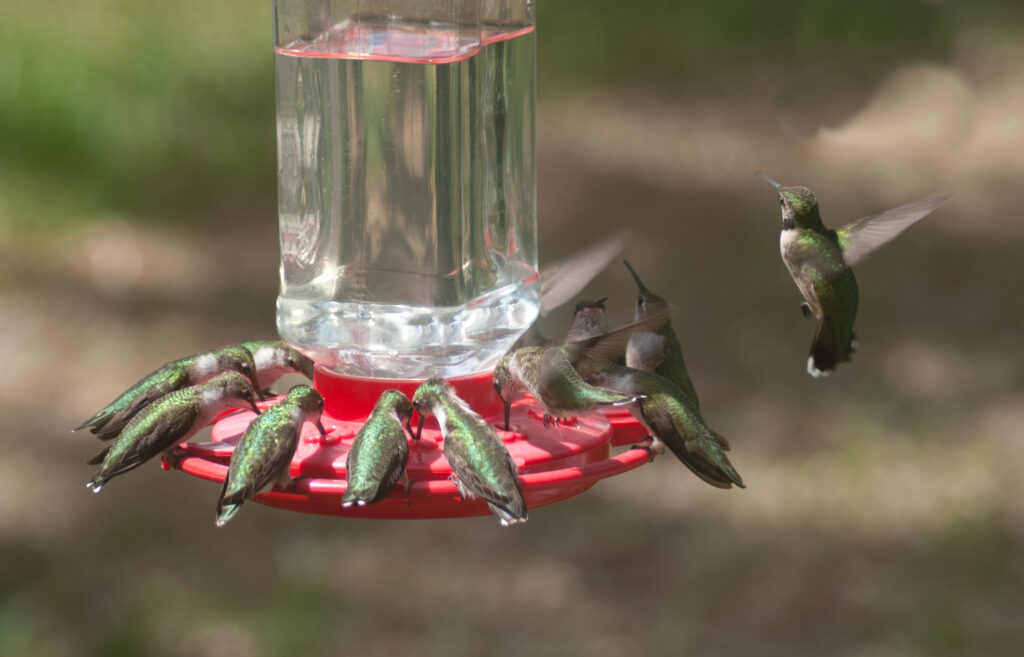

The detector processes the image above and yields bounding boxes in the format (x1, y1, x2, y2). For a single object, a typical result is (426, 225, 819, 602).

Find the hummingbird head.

(411, 377, 451, 416)
(287, 385, 327, 436)
(567, 298, 608, 342)
(378, 389, 414, 423)
(215, 347, 265, 400)
(207, 371, 262, 415)
(623, 260, 667, 320)
(492, 355, 523, 431)
(411, 378, 451, 439)
(757, 172, 821, 230)
(777, 186, 821, 229)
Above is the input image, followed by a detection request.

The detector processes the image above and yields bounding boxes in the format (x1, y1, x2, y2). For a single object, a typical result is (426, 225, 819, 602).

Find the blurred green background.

(3, 0, 1024, 655)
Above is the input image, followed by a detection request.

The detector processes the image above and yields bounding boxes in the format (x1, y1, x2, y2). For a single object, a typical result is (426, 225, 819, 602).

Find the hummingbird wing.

(77, 363, 189, 435)
(837, 193, 951, 267)
(218, 416, 300, 510)
(564, 309, 672, 365)
(94, 393, 201, 480)
(443, 418, 526, 521)
(539, 230, 628, 316)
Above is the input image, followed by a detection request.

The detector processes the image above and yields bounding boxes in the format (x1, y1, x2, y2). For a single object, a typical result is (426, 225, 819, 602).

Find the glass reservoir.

(273, 0, 539, 379)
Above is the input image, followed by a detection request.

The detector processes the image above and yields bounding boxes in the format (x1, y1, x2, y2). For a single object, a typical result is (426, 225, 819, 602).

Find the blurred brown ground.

(3, 12, 1024, 657)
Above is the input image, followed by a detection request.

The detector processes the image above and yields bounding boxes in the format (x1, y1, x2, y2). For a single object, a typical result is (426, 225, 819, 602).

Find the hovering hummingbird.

(242, 340, 315, 392)
(581, 359, 742, 489)
(493, 344, 642, 431)
(86, 371, 262, 492)
(215, 385, 327, 527)
(758, 173, 951, 376)
(622, 261, 699, 406)
(341, 389, 415, 508)
(411, 377, 527, 526)
(75, 344, 263, 441)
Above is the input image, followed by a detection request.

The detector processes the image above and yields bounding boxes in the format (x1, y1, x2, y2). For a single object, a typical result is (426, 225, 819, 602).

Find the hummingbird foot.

(629, 436, 660, 463)
(160, 449, 186, 471)
(403, 474, 414, 507)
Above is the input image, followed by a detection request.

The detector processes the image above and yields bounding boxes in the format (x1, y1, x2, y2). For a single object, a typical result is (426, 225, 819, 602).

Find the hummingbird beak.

(415, 414, 426, 441)
(247, 397, 262, 416)
(755, 171, 782, 190)
(622, 260, 648, 293)
(405, 419, 417, 441)
(251, 373, 267, 401)
(315, 419, 327, 437)
(503, 398, 511, 432)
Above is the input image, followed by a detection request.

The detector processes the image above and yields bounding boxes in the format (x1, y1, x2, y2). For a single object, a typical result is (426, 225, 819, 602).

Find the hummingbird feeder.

(170, 0, 655, 520)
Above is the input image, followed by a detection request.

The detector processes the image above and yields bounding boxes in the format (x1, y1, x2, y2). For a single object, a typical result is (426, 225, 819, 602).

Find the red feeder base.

(171, 367, 653, 519)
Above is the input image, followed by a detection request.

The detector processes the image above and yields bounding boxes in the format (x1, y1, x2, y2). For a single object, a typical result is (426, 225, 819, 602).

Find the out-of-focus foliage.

(538, 0, 954, 96)
(0, 1, 274, 230)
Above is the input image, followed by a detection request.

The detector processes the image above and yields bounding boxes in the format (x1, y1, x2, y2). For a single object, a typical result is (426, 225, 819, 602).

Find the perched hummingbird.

(242, 340, 315, 394)
(215, 385, 327, 527)
(86, 371, 262, 492)
(758, 173, 951, 376)
(75, 344, 263, 441)
(493, 345, 642, 431)
(580, 359, 743, 489)
(622, 260, 700, 406)
(341, 390, 415, 508)
(411, 377, 527, 526)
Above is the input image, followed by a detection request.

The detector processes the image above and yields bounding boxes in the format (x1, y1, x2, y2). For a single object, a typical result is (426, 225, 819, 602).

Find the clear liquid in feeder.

(274, 2, 540, 379)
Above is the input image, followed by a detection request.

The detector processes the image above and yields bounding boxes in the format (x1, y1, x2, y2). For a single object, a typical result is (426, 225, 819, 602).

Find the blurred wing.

(539, 230, 629, 316)
(566, 309, 672, 364)
(837, 193, 951, 267)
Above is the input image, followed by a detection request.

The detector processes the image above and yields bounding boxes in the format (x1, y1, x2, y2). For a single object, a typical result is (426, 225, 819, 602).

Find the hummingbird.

(580, 359, 743, 489)
(341, 389, 415, 508)
(493, 344, 643, 431)
(241, 340, 315, 393)
(215, 385, 327, 527)
(758, 173, 952, 376)
(86, 371, 262, 492)
(75, 344, 263, 441)
(622, 260, 699, 406)
(411, 377, 527, 526)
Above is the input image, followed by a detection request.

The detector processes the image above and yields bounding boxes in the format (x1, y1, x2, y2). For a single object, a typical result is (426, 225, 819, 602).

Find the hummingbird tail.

(215, 503, 241, 527)
(489, 500, 528, 527)
(808, 316, 855, 378)
(86, 474, 108, 493)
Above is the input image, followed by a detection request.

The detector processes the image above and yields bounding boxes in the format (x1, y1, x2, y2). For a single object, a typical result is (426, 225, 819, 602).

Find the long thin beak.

(315, 419, 327, 437)
(250, 373, 266, 401)
(503, 399, 511, 432)
(248, 398, 262, 415)
(755, 171, 782, 189)
(405, 419, 416, 441)
(415, 414, 426, 441)
(622, 260, 647, 292)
